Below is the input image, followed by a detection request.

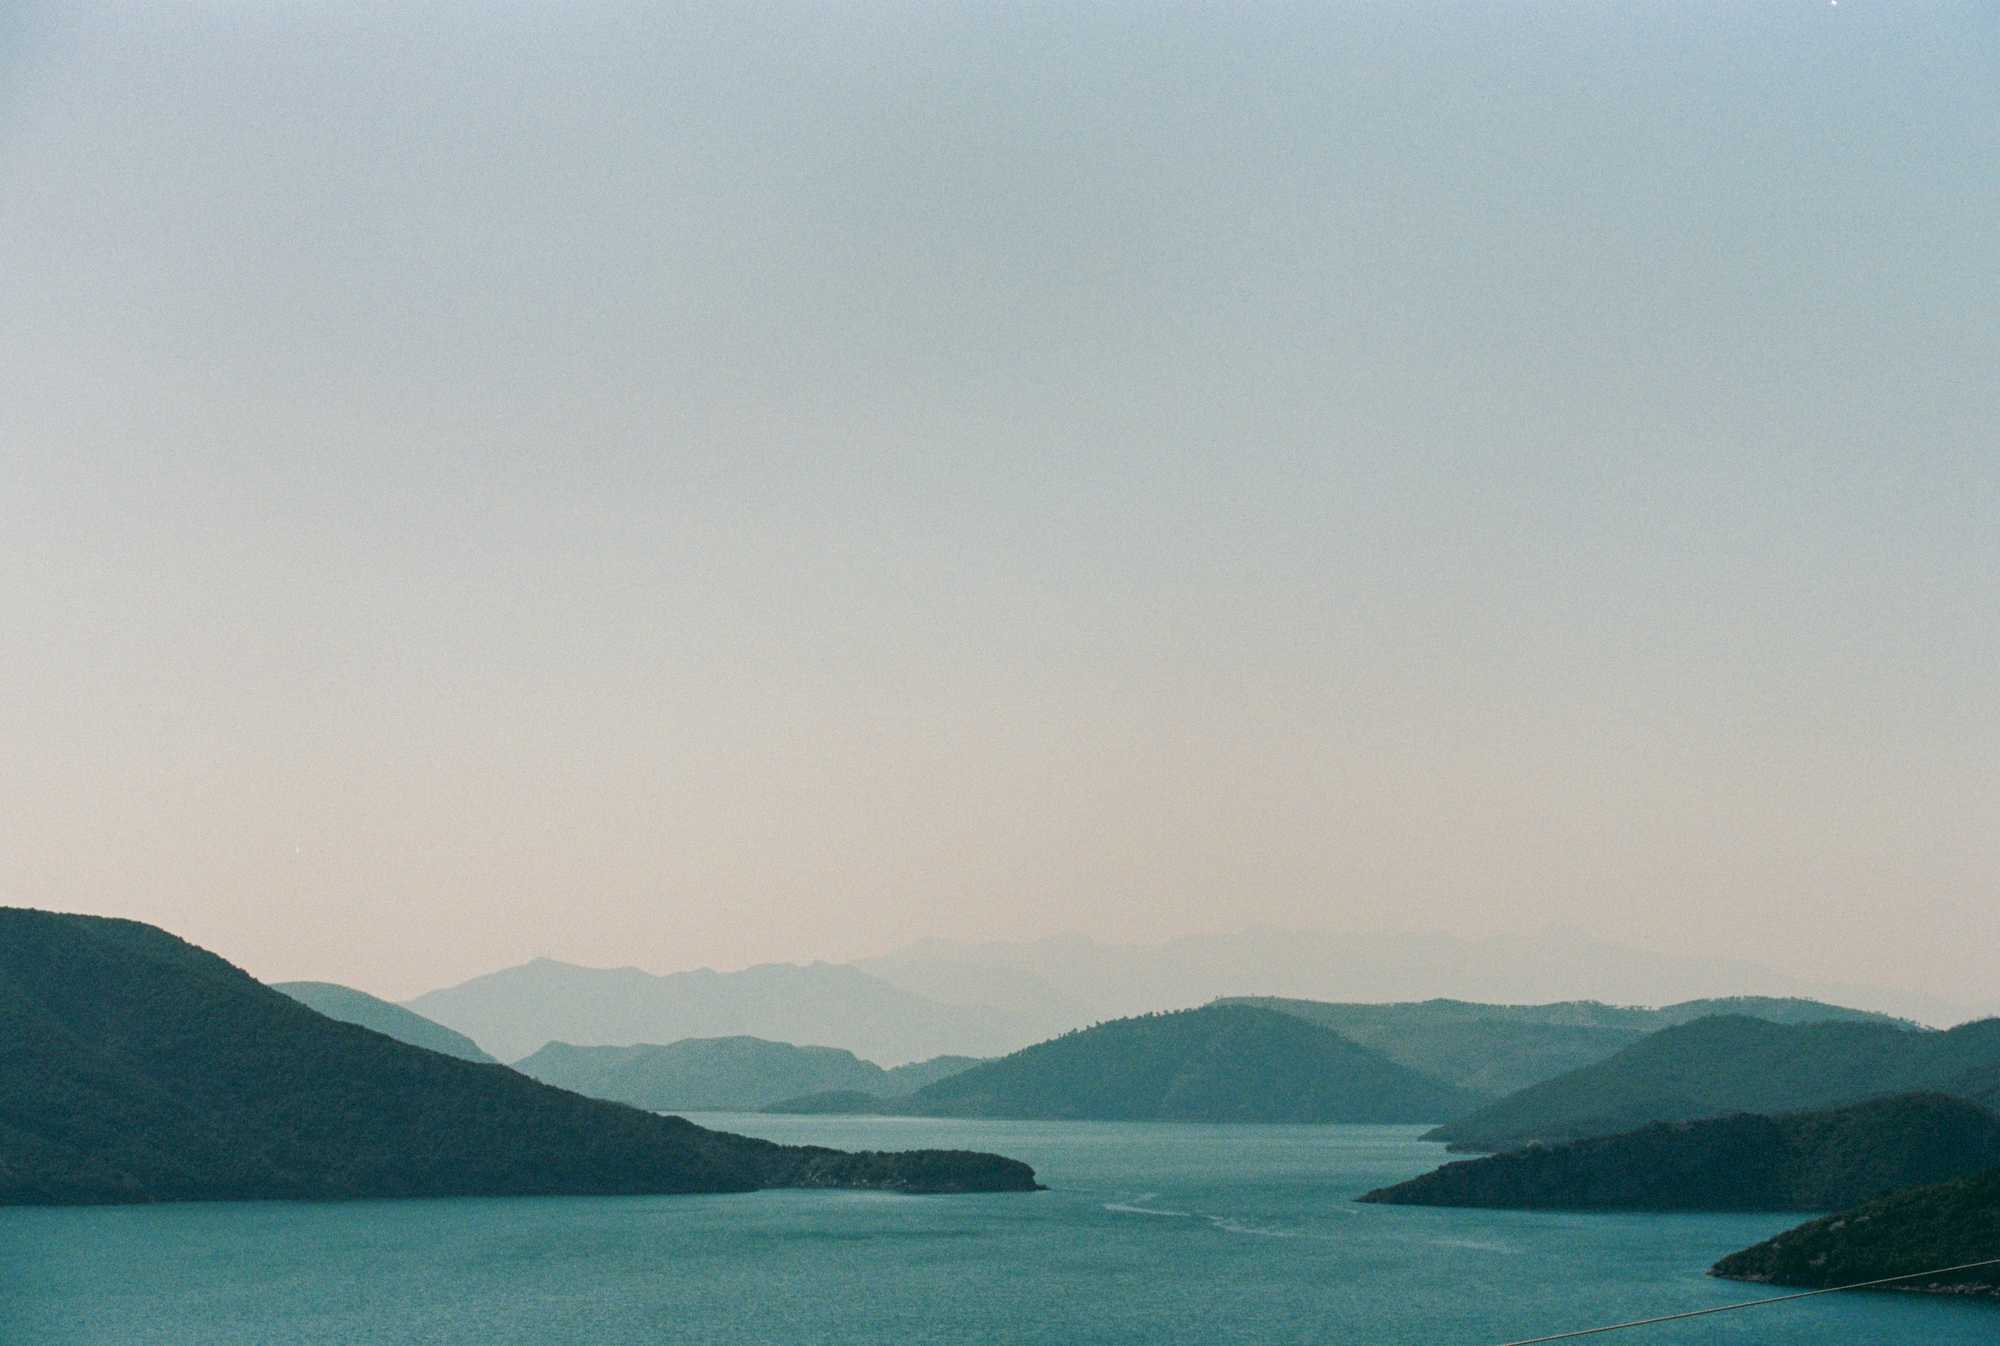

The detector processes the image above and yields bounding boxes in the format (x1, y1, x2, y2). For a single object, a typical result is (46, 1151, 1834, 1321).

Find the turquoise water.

(3, 1115, 1993, 1345)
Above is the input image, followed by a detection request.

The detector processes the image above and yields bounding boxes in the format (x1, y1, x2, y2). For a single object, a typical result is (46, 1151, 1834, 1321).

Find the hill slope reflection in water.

(4, 1116, 1996, 1346)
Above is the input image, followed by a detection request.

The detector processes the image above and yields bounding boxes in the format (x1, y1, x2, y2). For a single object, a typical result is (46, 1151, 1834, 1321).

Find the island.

(1360, 1093, 2000, 1211)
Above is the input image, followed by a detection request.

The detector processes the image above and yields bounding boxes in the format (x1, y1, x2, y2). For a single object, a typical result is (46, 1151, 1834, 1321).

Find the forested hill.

(1361, 1093, 2000, 1211)
(520, 1038, 881, 1110)
(1228, 995, 1914, 1096)
(274, 981, 499, 1064)
(903, 1004, 1482, 1123)
(1426, 1014, 2000, 1153)
(0, 908, 1038, 1204)
(1712, 1167, 2000, 1296)
(515, 1040, 982, 1111)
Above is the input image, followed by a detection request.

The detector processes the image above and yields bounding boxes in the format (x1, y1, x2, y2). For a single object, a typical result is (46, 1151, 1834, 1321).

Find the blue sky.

(2, 2, 1994, 1004)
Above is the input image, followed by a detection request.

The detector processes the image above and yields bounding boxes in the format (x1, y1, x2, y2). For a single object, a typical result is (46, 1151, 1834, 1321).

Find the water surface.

(3, 1115, 1992, 1345)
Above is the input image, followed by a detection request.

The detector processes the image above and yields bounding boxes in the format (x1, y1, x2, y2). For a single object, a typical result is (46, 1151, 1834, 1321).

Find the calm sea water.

(3, 1115, 1993, 1346)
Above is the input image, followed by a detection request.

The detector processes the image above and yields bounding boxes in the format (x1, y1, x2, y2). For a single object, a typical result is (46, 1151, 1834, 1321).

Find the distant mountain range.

(855, 929, 1974, 1030)
(1361, 1093, 2000, 1211)
(404, 958, 1046, 1064)
(274, 981, 498, 1064)
(1712, 1167, 2000, 1296)
(513, 1037, 980, 1112)
(0, 907, 1039, 1204)
(392, 924, 1965, 1077)
(885, 1004, 1482, 1123)
(1229, 995, 1911, 1096)
(1427, 1015, 2000, 1153)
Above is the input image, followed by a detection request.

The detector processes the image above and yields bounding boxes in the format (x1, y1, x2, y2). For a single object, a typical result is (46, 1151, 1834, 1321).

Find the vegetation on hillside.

(1229, 995, 1914, 1097)
(0, 908, 1039, 1204)
(899, 1004, 1481, 1123)
(887, 1055, 984, 1092)
(1426, 1015, 2000, 1153)
(513, 1039, 983, 1112)
(1360, 1093, 2000, 1211)
(1711, 1167, 2000, 1295)
(515, 1038, 891, 1110)
(274, 981, 499, 1064)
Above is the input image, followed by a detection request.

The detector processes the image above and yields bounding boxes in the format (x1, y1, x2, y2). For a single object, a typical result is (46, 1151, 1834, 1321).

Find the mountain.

(1711, 1167, 2000, 1296)
(897, 1004, 1483, 1123)
(514, 1037, 893, 1111)
(273, 980, 498, 1064)
(759, 1058, 991, 1117)
(0, 908, 1038, 1204)
(1427, 1015, 2000, 1153)
(855, 929, 1972, 1031)
(1360, 1094, 2000, 1211)
(1649, 997, 1920, 1030)
(888, 1055, 983, 1092)
(1228, 995, 1910, 1096)
(845, 945, 1091, 1045)
(405, 958, 1041, 1065)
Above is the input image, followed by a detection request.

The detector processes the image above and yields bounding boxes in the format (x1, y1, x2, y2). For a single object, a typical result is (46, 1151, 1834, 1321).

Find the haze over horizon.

(4, 5, 1994, 1012)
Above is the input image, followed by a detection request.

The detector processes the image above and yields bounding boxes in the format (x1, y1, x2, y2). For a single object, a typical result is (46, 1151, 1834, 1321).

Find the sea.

(3, 1114, 1992, 1346)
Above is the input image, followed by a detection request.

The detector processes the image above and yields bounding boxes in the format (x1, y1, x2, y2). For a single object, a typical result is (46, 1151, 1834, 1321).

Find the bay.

(2, 1115, 1992, 1345)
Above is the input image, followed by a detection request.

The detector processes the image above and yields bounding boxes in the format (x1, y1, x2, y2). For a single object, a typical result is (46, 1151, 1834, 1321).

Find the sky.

(2, 2, 1994, 1007)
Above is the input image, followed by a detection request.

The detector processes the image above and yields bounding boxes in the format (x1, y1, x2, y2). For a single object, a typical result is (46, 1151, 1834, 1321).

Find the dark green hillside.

(1229, 995, 1912, 1097)
(0, 908, 1038, 1204)
(514, 1041, 982, 1111)
(514, 1037, 893, 1111)
(1361, 1094, 2000, 1211)
(1226, 998, 1645, 1096)
(1652, 997, 1916, 1030)
(1712, 1167, 2000, 1296)
(903, 1004, 1481, 1123)
(274, 981, 499, 1064)
(1427, 1015, 2000, 1153)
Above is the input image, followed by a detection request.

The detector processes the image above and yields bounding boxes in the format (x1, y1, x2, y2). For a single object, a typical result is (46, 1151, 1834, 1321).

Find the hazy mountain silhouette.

(0, 907, 1039, 1204)
(406, 958, 1041, 1064)
(1362, 1093, 2000, 1211)
(856, 929, 1973, 1029)
(274, 980, 498, 1064)
(899, 1004, 1482, 1122)
(1428, 1015, 2000, 1153)
(887, 1055, 983, 1092)
(512, 1038, 980, 1111)
(1229, 995, 1911, 1096)
(398, 927, 1964, 1071)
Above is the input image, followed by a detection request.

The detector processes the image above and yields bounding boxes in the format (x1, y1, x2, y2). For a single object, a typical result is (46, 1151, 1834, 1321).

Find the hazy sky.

(3, 3, 1994, 1006)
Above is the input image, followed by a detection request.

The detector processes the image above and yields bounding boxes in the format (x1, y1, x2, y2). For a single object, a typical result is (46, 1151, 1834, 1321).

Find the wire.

(1491, 1257, 2000, 1345)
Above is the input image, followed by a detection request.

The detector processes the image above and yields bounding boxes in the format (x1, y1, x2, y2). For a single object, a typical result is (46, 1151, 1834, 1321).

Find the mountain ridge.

(1360, 1093, 2000, 1211)
(1427, 1015, 2000, 1153)
(856, 929, 1974, 1030)
(1711, 1167, 2000, 1296)
(897, 1004, 1483, 1123)
(274, 980, 498, 1064)
(512, 1037, 980, 1111)
(0, 907, 1039, 1204)
(1228, 994, 1911, 1096)
(405, 958, 1045, 1064)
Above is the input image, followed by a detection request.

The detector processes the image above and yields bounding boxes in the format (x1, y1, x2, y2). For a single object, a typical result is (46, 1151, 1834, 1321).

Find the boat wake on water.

(1102, 1195, 1314, 1239)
